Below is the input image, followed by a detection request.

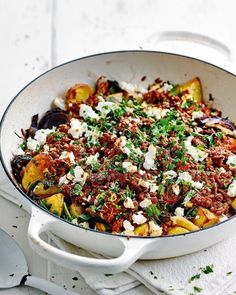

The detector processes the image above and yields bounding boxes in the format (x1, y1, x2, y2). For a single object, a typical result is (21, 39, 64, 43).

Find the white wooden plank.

(0, 0, 53, 117)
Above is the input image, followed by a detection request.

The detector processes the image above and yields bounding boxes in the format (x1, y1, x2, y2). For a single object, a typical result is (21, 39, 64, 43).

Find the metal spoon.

(0, 228, 78, 295)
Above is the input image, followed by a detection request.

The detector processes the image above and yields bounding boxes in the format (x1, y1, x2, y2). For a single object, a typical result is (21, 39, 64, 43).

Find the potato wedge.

(66, 83, 94, 107)
(167, 226, 189, 235)
(95, 222, 108, 232)
(193, 207, 208, 227)
(231, 197, 236, 210)
(201, 207, 218, 221)
(22, 154, 51, 191)
(44, 193, 64, 216)
(202, 218, 219, 228)
(33, 182, 58, 197)
(171, 216, 199, 231)
(69, 203, 84, 218)
(134, 223, 149, 236)
(177, 77, 203, 104)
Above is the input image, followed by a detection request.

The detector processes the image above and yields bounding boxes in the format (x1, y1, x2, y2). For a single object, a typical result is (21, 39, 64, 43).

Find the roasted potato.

(167, 226, 189, 235)
(69, 203, 84, 218)
(177, 77, 203, 104)
(134, 223, 149, 236)
(171, 216, 199, 231)
(22, 154, 51, 191)
(193, 207, 208, 227)
(65, 83, 94, 107)
(44, 193, 64, 216)
(33, 182, 58, 197)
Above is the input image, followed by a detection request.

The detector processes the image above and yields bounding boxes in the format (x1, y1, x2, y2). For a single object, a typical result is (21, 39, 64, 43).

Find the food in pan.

(11, 75, 236, 237)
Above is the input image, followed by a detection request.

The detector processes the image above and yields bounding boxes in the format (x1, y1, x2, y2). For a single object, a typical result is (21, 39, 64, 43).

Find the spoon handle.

(23, 275, 78, 295)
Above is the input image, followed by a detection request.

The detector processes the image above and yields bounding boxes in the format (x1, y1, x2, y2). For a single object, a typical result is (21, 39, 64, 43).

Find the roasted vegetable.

(177, 77, 203, 104)
(192, 207, 208, 227)
(134, 223, 149, 236)
(198, 117, 236, 135)
(11, 155, 32, 182)
(69, 203, 84, 218)
(167, 226, 189, 235)
(38, 108, 68, 129)
(22, 154, 51, 191)
(171, 216, 199, 231)
(33, 182, 58, 197)
(43, 193, 64, 216)
(66, 83, 94, 107)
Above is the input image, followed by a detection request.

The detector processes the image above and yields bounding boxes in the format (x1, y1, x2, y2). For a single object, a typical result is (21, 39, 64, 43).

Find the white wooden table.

(1, 0, 236, 294)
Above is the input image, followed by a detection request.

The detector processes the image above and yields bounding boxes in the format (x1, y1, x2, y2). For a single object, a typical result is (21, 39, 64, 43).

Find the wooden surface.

(1, 0, 236, 294)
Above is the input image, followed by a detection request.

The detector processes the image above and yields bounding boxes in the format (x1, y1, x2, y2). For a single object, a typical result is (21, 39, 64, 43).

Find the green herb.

(122, 186, 135, 201)
(188, 273, 201, 283)
(182, 99, 194, 109)
(63, 202, 73, 221)
(193, 286, 202, 293)
(200, 264, 214, 274)
(90, 161, 101, 171)
(182, 190, 196, 206)
(53, 131, 64, 141)
(78, 214, 91, 221)
(146, 205, 161, 219)
(158, 183, 165, 195)
(69, 167, 75, 176)
(186, 207, 198, 218)
(19, 143, 26, 150)
(110, 181, 119, 193)
(39, 199, 48, 210)
(226, 271, 232, 276)
(167, 163, 176, 170)
(170, 84, 180, 96)
(215, 132, 223, 139)
(73, 183, 82, 195)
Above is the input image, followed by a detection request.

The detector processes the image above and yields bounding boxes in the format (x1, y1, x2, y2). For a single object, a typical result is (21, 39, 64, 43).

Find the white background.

(1, 0, 236, 294)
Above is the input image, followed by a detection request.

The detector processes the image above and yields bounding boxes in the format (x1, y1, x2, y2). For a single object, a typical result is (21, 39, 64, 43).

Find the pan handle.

(141, 30, 236, 72)
(27, 207, 156, 274)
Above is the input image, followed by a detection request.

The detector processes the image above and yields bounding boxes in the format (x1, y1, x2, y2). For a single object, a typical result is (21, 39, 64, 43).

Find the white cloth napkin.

(1, 164, 236, 295)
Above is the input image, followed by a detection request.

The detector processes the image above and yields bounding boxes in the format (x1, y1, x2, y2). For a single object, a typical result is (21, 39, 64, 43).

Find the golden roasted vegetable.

(22, 154, 51, 191)
(231, 198, 236, 210)
(202, 218, 219, 228)
(177, 77, 203, 104)
(95, 222, 107, 232)
(193, 207, 208, 227)
(134, 223, 149, 236)
(33, 182, 58, 197)
(66, 83, 94, 107)
(171, 216, 199, 231)
(167, 226, 189, 235)
(44, 193, 64, 216)
(69, 203, 84, 218)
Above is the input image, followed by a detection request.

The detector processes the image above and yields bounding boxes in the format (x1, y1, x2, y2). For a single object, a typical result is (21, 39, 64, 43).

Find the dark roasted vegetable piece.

(197, 117, 236, 135)
(38, 108, 68, 129)
(25, 114, 39, 138)
(11, 155, 32, 182)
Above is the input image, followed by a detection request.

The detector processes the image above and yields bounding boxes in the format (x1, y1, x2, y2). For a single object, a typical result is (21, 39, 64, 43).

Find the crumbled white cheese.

(16, 145, 25, 155)
(73, 166, 88, 185)
(43, 144, 50, 153)
(34, 128, 54, 145)
(80, 221, 90, 228)
(123, 220, 134, 231)
(79, 104, 100, 120)
(68, 118, 88, 139)
(145, 106, 162, 120)
(139, 170, 145, 175)
(96, 101, 116, 117)
(58, 175, 69, 186)
(132, 211, 147, 225)
(174, 207, 185, 217)
(226, 155, 236, 168)
(124, 197, 135, 209)
(71, 218, 78, 225)
(138, 179, 150, 189)
(163, 170, 177, 180)
(86, 153, 99, 165)
(148, 221, 163, 236)
(227, 179, 236, 197)
(219, 214, 228, 222)
(139, 198, 152, 208)
(162, 83, 173, 93)
(192, 111, 204, 120)
(177, 171, 204, 189)
(184, 136, 208, 162)
(122, 161, 137, 173)
(27, 137, 39, 152)
(143, 144, 156, 170)
(53, 96, 67, 111)
(150, 183, 158, 193)
(59, 151, 75, 163)
(172, 184, 180, 195)
(120, 81, 147, 94)
(135, 147, 143, 156)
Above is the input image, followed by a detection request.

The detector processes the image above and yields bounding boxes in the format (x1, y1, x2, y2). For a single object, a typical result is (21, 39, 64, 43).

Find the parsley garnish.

(72, 183, 82, 195)
(146, 205, 161, 219)
(193, 286, 202, 293)
(188, 273, 201, 283)
(226, 271, 233, 276)
(200, 264, 214, 274)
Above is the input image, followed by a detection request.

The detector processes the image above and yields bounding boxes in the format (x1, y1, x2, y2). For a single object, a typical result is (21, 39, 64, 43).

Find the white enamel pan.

(1, 50, 236, 274)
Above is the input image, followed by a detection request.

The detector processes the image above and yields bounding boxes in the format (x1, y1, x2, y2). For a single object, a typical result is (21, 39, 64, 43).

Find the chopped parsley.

(72, 183, 82, 195)
(146, 205, 161, 219)
(200, 264, 214, 274)
(193, 286, 202, 293)
(188, 273, 201, 283)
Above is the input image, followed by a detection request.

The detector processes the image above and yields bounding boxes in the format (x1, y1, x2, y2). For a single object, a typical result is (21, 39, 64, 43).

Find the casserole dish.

(1, 50, 236, 274)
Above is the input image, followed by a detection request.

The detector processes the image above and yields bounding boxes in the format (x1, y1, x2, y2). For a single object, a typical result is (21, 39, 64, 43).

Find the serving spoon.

(0, 228, 78, 295)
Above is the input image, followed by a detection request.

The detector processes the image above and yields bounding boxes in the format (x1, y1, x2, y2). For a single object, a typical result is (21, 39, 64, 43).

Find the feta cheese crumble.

(139, 198, 152, 208)
(123, 220, 134, 231)
(96, 101, 116, 117)
(86, 153, 99, 165)
(148, 221, 163, 236)
(124, 197, 135, 209)
(122, 161, 137, 173)
(27, 137, 40, 152)
(53, 97, 66, 111)
(120, 81, 147, 94)
(227, 179, 236, 197)
(177, 171, 204, 189)
(184, 136, 208, 162)
(59, 151, 75, 163)
(68, 118, 88, 139)
(143, 144, 156, 170)
(132, 211, 147, 225)
(174, 207, 185, 217)
(226, 155, 236, 168)
(79, 104, 100, 120)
